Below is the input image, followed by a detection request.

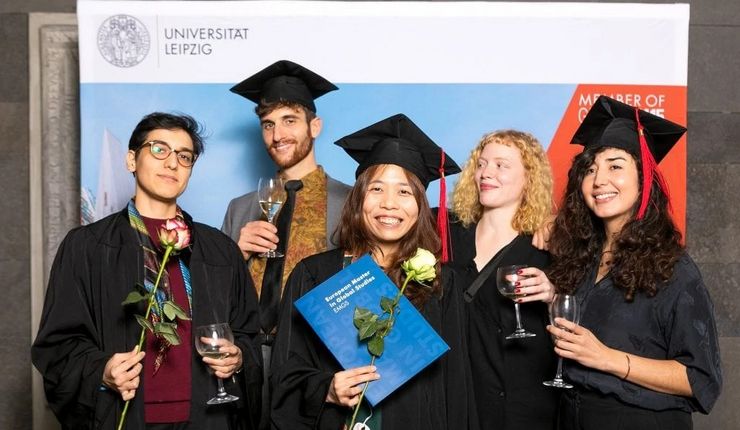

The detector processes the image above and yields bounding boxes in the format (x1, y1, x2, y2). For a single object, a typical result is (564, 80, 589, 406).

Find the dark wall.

(1, 0, 738, 429)
(0, 11, 32, 430)
(0, 4, 71, 429)
(0, 1, 76, 13)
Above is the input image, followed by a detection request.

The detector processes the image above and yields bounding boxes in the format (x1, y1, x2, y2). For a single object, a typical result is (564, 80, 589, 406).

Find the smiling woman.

(269, 114, 478, 430)
(448, 129, 558, 430)
(475, 142, 527, 212)
(580, 147, 640, 240)
(360, 164, 420, 261)
(545, 96, 722, 430)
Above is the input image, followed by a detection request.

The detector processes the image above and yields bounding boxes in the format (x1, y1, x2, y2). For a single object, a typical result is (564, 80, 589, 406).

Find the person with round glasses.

(33, 112, 261, 430)
(137, 139, 198, 167)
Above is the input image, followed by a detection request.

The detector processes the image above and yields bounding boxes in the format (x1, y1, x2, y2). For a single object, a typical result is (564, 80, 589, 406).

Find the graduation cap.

(335, 113, 461, 187)
(572, 95, 687, 219)
(230, 60, 338, 113)
(335, 113, 461, 261)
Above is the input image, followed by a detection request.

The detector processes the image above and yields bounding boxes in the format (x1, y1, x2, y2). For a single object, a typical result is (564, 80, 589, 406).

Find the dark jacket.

(32, 207, 262, 430)
(270, 249, 477, 430)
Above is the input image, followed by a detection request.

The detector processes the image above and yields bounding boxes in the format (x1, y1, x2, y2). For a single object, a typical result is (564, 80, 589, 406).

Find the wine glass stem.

(513, 302, 524, 331)
(216, 377, 227, 397)
(555, 357, 564, 380)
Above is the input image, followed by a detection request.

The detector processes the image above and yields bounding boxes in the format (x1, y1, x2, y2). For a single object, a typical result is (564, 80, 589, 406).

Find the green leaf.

(368, 335, 385, 357)
(380, 296, 395, 313)
(358, 321, 378, 340)
(353, 306, 374, 328)
(160, 332, 181, 346)
(154, 322, 177, 336)
(165, 301, 190, 320)
(162, 301, 189, 321)
(376, 318, 392, 333)
(122, 291, 148, 306)
(354, 306, 373, 321)
(163, 301, 177, 320)
(135, 314, 154, 333)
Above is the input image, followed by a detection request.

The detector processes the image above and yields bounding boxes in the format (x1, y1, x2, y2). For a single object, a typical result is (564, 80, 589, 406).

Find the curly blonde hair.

(452, 130, 553, 233)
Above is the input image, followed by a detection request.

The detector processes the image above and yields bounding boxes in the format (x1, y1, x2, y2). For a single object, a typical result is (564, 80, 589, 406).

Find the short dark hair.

(128, 112, 205, 156)
(255, 100, 316, 123)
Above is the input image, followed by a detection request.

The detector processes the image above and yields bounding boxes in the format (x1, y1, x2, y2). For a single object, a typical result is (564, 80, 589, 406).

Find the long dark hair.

(337, 164, 442, 307)
(547, 146, 683, 301)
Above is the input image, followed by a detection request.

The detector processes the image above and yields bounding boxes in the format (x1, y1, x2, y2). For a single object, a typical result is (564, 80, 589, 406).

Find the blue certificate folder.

(294, 254, 450, 406)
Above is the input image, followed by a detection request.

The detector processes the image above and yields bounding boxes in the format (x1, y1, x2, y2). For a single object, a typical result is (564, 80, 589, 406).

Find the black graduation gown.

(448, 219, 559, 430)
(562, 253, 722, 418)
(270, 249, 476, 430)
(32, 208, 262, 430)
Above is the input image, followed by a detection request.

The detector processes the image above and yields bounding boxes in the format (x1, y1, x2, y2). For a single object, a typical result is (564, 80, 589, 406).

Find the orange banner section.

(547, 85, 687, 236)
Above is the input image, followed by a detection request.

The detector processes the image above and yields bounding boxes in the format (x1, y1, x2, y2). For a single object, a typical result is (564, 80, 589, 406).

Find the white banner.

(77, 1, 690, 229)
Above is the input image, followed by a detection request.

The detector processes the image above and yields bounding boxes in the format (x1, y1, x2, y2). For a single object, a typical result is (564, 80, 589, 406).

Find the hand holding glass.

(543, 294, 580, 389)
(195, 323, 240, 405)
(496, 265, 536, 339)
(257, 177, 286, 258)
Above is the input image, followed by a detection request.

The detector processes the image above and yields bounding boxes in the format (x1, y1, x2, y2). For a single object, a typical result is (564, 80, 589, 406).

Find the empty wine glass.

(257, 177, 286, 258)
(543, 294, 580, 388)
(496, 264, 536, 339)
(195, 323, 240, 405)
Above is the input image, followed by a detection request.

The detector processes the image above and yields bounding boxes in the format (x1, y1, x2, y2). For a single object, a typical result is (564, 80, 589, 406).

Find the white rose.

(402, 248, 437, 282)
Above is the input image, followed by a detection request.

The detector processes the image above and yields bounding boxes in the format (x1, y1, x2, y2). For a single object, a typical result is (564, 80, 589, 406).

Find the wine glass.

(543, 294, 580, 388)
(257, 177, 286, 258)
(496, 264, 536, 339)
(195, 323, 240, 405)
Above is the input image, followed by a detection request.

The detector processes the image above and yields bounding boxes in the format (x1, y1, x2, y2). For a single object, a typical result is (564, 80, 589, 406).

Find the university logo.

(97, 15, 150, 68)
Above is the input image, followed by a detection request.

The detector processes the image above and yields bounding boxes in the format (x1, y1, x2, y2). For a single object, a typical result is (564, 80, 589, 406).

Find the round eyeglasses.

(138, 140, 197, 167)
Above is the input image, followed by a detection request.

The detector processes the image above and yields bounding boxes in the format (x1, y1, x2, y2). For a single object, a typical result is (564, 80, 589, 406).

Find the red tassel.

(436, 151, 451, 263)
(634, 108, 672, 219)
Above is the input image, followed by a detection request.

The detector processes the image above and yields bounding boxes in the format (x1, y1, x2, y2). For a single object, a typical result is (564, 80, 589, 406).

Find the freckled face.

(361, 165, 420, 255)
(581, 147, 640, 231)
(474, 143, 527, 210)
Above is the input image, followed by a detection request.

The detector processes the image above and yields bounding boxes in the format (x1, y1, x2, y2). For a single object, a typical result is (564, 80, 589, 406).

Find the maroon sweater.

(141, 217, 192, 423)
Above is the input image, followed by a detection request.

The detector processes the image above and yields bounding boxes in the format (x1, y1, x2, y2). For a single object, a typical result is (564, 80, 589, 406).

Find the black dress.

(270, 248, 476, 430)
(559, 253, 722, 430)
(32, 208, 262, 430)
(448, 219, 559, 430)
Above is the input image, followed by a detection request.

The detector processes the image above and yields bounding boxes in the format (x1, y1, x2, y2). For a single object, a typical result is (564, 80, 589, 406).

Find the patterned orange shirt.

(249, 167, 329, 297)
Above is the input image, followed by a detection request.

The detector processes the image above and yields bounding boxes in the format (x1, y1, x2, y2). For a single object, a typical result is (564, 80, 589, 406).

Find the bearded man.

(221, 60, 351, 430)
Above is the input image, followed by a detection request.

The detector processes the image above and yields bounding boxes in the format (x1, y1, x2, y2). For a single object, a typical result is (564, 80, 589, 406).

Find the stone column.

(29, 13, 78, 430)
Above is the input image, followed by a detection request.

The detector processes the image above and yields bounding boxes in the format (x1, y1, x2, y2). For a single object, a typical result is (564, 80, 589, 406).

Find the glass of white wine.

(543, 294, 580, 389)
(195, 323, 240, 405)
(496, 264, 537, 339)
(257, 177, 286, 258)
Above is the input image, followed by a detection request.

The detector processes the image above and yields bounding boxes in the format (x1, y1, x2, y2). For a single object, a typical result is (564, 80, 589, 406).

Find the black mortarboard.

(571, 95, 687, 219)
(571, 95, 686, 163)
(335, 113, 461, 262)
(334, 113, 461, 189)
(230, 60, 338, 112)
